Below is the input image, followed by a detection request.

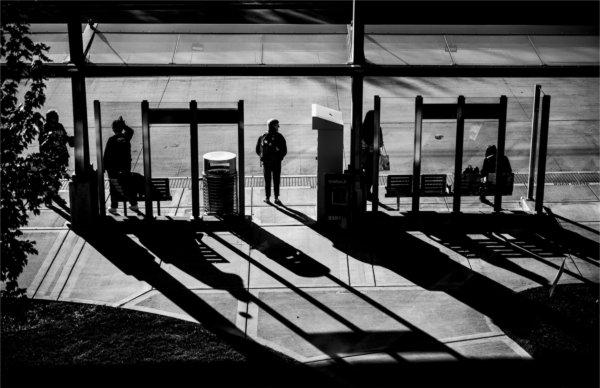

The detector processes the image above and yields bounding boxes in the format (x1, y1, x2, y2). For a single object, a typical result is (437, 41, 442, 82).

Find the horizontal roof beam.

(2, 63, 597, 78)
(3, 1, 598, 29)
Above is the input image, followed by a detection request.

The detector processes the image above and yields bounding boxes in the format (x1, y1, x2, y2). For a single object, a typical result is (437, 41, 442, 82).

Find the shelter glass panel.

(529, 35, 600, 65)
(87, 34, 179, 64)
(365, 35, 452, 65)
(446, 36, 541, 65)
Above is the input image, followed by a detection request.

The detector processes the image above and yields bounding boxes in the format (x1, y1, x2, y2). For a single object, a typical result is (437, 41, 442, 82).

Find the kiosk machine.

(312, 104, 344, 223)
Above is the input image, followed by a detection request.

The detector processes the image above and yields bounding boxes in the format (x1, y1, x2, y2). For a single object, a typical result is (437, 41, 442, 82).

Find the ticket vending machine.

(312, 104, 344, 223)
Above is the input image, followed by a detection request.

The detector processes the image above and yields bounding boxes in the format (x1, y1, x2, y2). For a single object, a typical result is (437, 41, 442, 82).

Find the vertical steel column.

(237, 100, 245, 217)
(528, 84, 542, 200)
(141, 100, 153, 219)
(453, 96, 465, 213)
(535, 95, 551, 214)
(412, 96, 423, 212)
(371, 95, 381, 212)
(190, 100, 200, 220)
(93, 100, 105, 217)
(349, 0, 364, 172)
(68, 19, 90, 176)
(494, 95, 508, 213)
(350, 0, 365, 64)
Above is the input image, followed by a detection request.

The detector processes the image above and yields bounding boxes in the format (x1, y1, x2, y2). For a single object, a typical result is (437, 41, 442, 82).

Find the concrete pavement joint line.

(126, 304, 199, 324)
(20, 227, 70, 231)
(588, 184, 600, 201)
(115, 286, 155, 308)
(50, 236, 85, 301)
(34, 232, 79, 297)
(58, 236, 94, 300)
(30, 230, 69, 299)
(441, 332, 507, 345)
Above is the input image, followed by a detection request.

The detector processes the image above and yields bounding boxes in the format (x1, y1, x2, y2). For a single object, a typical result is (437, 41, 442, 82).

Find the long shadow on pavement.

(8, 220, 341, 388)
(262, 206, 599, 387)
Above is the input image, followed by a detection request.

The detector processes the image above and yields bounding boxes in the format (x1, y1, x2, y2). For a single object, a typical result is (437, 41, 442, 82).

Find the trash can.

(202, 151, 237, 215)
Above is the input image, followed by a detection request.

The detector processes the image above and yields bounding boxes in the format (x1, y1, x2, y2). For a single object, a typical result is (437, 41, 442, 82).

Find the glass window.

(530, 36, 599, 65)
(87, 34, 179, 64)
(365, 35, 452, 65)
(445, 36, 541, 65)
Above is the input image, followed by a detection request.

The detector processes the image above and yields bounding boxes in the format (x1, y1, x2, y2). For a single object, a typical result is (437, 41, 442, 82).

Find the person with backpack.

(255, 118, 287, 205)
(104, 116, 140, 214)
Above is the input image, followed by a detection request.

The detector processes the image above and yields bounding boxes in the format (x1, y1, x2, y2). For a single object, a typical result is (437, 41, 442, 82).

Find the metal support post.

(350, 0, 365, 65)
(141, 100, 153, 219)
(412, 96, 423, 212)
(93, 100, 105, 217)
(528, 84, 542, 200)
(68, 19, 90, 176)
(371, 95, 381, 212)
(190, 100, 200, 220)
(494, 95, 508, 212)
(68, 18, 97, 229)
(237, 100, 245, 217)
(535, 95, 551, 214)
(453, 96, 465, 213)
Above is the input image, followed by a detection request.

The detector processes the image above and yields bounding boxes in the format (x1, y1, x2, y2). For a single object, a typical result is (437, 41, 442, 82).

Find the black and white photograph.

(1, 1, 599, 387)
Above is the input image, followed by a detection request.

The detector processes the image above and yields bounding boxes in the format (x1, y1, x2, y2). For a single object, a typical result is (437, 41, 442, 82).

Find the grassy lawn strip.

(1, 298, 337, 388)
(502, 283, 599, 359)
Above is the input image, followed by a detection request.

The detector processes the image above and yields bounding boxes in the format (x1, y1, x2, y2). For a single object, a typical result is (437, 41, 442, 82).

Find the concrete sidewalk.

(14, 181, 600, 373)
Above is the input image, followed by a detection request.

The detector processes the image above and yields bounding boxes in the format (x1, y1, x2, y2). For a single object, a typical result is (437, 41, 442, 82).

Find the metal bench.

(385, 175, 413, 209)
(420, 174, 450, 196)
(109, 177, 172, 216)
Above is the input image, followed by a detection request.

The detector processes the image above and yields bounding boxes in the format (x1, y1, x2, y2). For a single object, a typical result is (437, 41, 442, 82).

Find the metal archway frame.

(94, 100, 245, 220)
(369, 92, 551, 215)
(141, 100, 245, 220)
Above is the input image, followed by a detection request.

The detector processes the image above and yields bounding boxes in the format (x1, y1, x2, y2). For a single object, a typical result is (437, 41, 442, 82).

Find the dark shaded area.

(2, 1, 597, 27)
(4, 207, 598, 388)
(1, 298, 337, 388)
(502, 283, 600, 359)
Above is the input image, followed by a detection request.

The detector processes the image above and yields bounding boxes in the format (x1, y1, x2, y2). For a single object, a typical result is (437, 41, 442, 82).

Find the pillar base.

(69, 167, 99, 231)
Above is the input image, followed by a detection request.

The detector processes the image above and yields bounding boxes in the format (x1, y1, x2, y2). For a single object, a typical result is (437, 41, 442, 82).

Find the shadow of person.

(231, 219, 330, 278)
(271, 202, 317, 227)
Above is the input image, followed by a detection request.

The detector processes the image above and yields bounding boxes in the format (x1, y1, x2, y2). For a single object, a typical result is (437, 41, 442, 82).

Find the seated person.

(480, 145, 512, 201)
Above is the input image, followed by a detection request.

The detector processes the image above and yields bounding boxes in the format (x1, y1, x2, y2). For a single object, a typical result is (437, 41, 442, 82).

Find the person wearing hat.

(255, 118, 287, 205)
(104, 116, 139, 214)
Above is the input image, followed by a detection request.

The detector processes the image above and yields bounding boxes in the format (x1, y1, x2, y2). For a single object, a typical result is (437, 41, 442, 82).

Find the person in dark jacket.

(104, 116, 139, 214)
(39, 110, 74, 208)
(480, 145, 512, 202)
(255, 118, 287, 205)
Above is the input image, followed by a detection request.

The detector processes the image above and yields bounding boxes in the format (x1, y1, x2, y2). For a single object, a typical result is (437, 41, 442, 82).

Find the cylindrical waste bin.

(203, 151, 237, 215)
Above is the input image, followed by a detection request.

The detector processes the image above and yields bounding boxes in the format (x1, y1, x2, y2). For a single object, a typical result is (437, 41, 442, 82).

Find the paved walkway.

(14, 181, 600, 379)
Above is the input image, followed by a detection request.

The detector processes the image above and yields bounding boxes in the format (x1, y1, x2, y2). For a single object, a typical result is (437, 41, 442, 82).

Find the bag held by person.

(260, 133, 279, 161)
(379, 145, 390, 171)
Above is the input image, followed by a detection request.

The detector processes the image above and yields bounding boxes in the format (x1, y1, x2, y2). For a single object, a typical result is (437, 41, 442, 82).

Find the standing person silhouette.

(104, 116, 139, 214)
(38, 109, 74, 209)
(256, 119, 287, 205)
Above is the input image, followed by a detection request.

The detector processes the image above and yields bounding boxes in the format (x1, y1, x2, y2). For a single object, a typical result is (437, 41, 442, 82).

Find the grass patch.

(502, 283, 599, 359)
(1, 298, 337, 388)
